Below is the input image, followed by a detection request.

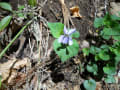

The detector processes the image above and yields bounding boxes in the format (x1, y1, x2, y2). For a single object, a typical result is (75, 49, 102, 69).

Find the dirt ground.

(0, 0, 120, 90)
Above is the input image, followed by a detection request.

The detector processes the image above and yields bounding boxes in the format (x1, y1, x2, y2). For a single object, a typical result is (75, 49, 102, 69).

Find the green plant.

(47, 22, 80, 62)
(94, 12, 120, 40)
(82, 13, 120, 86)
(16, 5, 26, 18)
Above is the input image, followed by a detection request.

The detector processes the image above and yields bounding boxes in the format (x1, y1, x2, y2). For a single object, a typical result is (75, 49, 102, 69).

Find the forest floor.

(0, 0, 120, 90)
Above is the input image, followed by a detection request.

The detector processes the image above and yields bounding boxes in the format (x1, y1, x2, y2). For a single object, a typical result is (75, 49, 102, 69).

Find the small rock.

(80, 40, 89, 49)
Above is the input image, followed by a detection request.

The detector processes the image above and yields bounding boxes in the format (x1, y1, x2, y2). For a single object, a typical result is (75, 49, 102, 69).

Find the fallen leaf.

(0, 57, 31, 83)
(70, 6, 82, 18)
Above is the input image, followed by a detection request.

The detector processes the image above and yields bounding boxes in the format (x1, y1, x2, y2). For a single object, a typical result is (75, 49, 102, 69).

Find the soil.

(0, 0, 120, 90)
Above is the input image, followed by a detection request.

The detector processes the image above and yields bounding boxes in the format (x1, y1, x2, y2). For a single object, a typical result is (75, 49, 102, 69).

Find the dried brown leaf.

(70, 6, 82, 18)
(0, 58, 31, 83)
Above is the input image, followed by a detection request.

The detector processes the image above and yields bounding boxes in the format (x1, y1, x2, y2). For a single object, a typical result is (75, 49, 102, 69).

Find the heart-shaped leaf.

(87, 64, 98, 75)
(83, 79, 96, 90)
(98, 51, 110, 61)
(53, 39, 79, 62)
(103, 66, 116, 75)
(48, 22, 64, 38)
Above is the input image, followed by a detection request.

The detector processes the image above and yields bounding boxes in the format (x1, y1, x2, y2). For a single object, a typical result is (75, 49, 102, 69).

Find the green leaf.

(94, 17, 104, 28)
(98, 51, 110, 61)
(87, 64, 98, 75)
(100, 45, 109, 52)
(0, 76, 1, 88)
(100, 30, 111, 40)
(90, 46, 101, 55)
(48, 22, 64, 38)
(111, 15, 120, 21)
(113, 48, 120, 56)
(104, 75, 116, 83)
(82, 48, 90, 56)
(28, 0, 37, 7)
(103, 13, 112, 27)
(115, 56, 120, 65)
(83, 79, 96, 90)
(0, 2, 12, 11)
(101, 28, 112, 40)
(95, 54, 100, 61)
(17, 13, 24, 17)
(100, 45, 109, 49)
(71, 31, 80, 38)
(103, 66, 116, 75)
(18, 5, 24, 10)
(0, 16, 12, 31)
(53, 39, 79, 62)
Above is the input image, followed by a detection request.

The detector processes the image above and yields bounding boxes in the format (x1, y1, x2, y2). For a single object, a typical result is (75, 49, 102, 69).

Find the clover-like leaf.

(53, 39, 79, 62)
(0, 2, 12, 11)
(83, 79, 96, 90)
(0, 16, 12, 31)
(104, 75, 116, 83)
(48, 22, 64, 38)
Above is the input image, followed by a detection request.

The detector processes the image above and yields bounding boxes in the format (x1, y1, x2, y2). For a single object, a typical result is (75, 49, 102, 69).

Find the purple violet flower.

(58, 26, 76, 45)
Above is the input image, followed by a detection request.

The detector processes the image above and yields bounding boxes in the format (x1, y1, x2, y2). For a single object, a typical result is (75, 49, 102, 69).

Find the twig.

(0, 20, 33, 59)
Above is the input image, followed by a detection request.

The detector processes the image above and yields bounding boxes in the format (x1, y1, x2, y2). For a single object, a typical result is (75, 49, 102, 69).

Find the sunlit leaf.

(48, 22, 64, 38)
(0, 16, 12, 31)
(0, 2, 12, 11)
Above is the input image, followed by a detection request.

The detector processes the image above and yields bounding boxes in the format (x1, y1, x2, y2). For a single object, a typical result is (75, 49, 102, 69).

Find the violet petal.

(64, 26, 68, 34)
(62, 37, 69, 44)
(68, 37, 73, 45)
(68, 28, 76, 35)
(58, 35, 64, 43)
